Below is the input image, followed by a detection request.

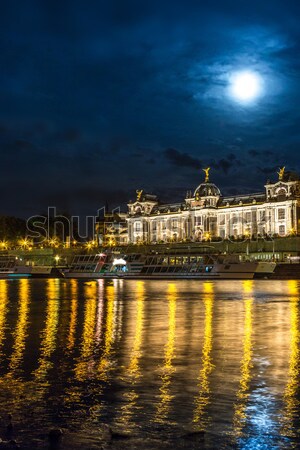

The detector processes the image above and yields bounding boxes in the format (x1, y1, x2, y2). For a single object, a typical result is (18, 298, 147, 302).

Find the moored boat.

(61, 251, 276, 280)
(0, 256, 61, 279)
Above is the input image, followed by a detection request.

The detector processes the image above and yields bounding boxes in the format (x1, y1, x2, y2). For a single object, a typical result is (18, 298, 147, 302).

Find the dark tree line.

(0, 215, 27, 240)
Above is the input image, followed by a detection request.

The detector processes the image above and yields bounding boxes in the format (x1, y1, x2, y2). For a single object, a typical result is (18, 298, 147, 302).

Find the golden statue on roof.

(203, 167, 210, 182)
(136, 189, 143, 201)
(277, 166, 285, 181)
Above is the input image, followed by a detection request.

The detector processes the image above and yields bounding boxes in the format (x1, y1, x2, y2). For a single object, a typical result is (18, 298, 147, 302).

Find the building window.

(152, 221, 157, 231)
(278, 209, 285, 220)
(219, 214, 225, 225)
(245, 212, 251, 223)
(135, 222, 141, 232)
(172, 219, 178, 229)
(279, 225, 285, 236)
(195, 216, 202, 226)
(259, 210, 266, 222)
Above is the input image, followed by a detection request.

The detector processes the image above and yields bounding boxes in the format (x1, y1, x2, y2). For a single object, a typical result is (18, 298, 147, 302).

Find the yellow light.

(19, 238, 32, 249)
(75, 282, 97, 381)
(0, 240, 9, 249)
(34, 279, 60, 383)
(8, 279, 30, 374)
(48, 237, 60, 248)
(0, 281, 8, 354)
(193, 281, 214, 428)
(204, 232, 211, 241)
(119, 281, 145, 427)
(54, 255, 60, 262)
(233, 281, 253, 437)
(155, 283, 177, 423)
(281, 281, 299, 437)
(67, 280, 78, 351)
(98, 285, 115, 380)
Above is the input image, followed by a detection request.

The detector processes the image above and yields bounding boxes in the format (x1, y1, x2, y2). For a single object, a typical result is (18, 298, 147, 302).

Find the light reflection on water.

(0, 279, 299, 449)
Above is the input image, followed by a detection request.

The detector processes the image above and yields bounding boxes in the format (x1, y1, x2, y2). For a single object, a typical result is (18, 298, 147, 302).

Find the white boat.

(62, 252, 276, 280)
(0, 256, 60, 279)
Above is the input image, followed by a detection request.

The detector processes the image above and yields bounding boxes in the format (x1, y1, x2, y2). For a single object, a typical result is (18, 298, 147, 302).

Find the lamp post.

(245, 230, 251, 256)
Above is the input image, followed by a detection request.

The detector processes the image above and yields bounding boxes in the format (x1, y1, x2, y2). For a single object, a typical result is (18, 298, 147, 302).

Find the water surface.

(0, 278, 299, 449)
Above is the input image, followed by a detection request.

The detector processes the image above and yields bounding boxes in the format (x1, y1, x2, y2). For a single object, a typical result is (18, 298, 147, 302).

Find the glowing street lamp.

(48, 238, 59, 248)
(0, 240, 9, 250)
(19, 238, 32, 249)
(54, 255, 60, 265)
(204, 232, 211, 241)
(289, 227, 296, 236)
(85, 240, 96, 251)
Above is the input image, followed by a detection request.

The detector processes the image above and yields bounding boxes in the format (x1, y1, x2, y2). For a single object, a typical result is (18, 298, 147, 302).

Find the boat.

(0, 256, 61, 279)
(61, 251, 276, 280)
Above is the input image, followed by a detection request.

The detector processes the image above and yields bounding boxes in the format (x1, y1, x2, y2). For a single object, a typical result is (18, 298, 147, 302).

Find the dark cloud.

(164, 148, 202, 168)
(257, 165, 279, 175)
(1, 2, 300, 216)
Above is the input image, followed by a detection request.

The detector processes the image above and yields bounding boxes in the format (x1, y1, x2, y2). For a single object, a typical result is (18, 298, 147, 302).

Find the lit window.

(279, 225, 285, 236)
(278, 209, 285, 220)
(259, 211, 266, 221)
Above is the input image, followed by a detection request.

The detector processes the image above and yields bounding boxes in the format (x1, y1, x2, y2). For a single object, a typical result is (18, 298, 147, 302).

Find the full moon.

(229, 70, 263, 103)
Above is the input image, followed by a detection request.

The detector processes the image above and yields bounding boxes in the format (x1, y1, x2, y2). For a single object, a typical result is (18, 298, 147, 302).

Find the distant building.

(126, 167, 300, 244)
(96, 212, 128, 246)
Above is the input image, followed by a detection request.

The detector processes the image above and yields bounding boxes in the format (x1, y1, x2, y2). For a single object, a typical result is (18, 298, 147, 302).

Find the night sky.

(1, 1, 300, 217)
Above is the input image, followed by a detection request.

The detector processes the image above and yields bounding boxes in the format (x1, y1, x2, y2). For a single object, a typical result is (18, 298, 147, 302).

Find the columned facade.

(126, 168, 300, 244)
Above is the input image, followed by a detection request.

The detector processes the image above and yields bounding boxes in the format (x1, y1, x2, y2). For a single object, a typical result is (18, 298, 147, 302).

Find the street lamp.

(204, 232, 211, 242)
(244, 230, 251, 256)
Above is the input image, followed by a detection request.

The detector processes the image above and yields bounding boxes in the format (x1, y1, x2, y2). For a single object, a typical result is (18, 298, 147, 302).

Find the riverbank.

(1, 236, 300, 266)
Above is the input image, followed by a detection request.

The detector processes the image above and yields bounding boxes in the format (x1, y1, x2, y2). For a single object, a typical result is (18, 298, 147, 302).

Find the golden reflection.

(95, 280, 105, 345)
(34, 279, 60, 381)
(67, 279, 78, 351)
(281, 280, 300, 437)
(233, 280, 253, 437)
(9, 279, 30, 374)
(75, 281, 97, 380)
(0, 280, 8, 356)
(120, 281, 145, 426)
(97, 284, 116, 380)
(193, 281, 214, 428)
(155, 283, 177, 423)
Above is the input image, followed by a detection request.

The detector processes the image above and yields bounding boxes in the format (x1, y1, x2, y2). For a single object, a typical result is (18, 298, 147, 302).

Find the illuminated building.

(96, 212, 128, 246)
(126, 167, 300, 243)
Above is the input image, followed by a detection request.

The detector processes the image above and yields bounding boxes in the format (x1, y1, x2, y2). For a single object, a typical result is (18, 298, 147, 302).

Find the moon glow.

(229, 70, 263, 103)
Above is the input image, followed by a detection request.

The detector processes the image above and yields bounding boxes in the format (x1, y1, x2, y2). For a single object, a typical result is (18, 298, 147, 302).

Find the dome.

(193, 182, 221, 198)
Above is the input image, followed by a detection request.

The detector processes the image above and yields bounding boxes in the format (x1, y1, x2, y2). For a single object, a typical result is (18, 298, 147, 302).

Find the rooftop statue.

(203, 167, 210, 182)
(277, 166, 285, 181)
(136, 189, 143, 201)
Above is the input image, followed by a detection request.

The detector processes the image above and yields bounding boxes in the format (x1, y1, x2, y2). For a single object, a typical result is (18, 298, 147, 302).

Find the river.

(0, 278, 299, 449)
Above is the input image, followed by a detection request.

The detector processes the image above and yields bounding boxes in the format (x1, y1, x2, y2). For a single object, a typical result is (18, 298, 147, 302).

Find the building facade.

(96, 212, 128, 246)
(126, 167, 300, 244)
